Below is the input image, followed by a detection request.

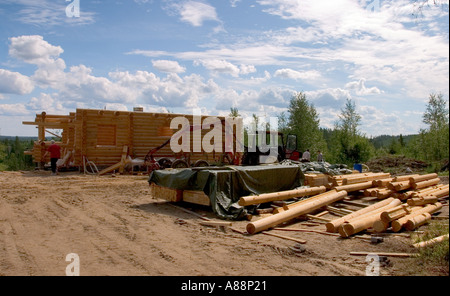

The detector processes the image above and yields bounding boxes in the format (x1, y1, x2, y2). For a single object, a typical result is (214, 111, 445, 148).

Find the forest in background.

(274, 92, 449, 173)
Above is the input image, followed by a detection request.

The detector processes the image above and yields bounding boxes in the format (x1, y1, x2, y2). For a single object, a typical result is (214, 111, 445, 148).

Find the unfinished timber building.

(23, 108, 237, 173)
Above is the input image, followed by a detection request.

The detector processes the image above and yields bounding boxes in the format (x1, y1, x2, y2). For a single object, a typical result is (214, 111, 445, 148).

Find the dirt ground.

(0, 170, 448, 276)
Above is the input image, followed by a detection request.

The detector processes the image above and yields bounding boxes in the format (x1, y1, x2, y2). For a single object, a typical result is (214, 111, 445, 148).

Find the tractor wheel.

(171, 159, 189, 169)
(157, 158, 173, 169)
(193, 160, 209, 167)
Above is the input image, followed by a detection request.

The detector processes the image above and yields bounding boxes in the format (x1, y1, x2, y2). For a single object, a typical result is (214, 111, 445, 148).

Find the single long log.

(430, 186, 449, 199)
(409, 173, 438, 184)
(413, 234, 449, 248)
(341, 173, 390, 185)
(332, 172, 371, 181)
(393, 174, 419, 182)
(338, 198, 402, 237)
(238, 186, 326, 206)
(411, 178, 441, 190)
(325, 197, 397, 233)
(276, 190, 345, 212)
(333, 181, 373, 192)
(246, 190, 348, 234)
(407, 195, 438, 206)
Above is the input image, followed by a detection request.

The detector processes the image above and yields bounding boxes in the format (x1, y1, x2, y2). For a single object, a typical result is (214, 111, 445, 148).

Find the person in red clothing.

(44, 140, 61, 175)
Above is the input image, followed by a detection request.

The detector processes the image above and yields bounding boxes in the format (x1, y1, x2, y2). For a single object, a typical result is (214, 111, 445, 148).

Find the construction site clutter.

(241, 171, 448, 238)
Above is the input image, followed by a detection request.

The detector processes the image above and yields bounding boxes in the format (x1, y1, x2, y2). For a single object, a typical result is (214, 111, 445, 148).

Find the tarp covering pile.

(280, 160, 354, 175)
(148, 164, 305, 220)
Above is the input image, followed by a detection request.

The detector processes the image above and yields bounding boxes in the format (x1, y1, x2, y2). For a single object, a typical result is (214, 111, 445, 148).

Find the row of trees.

(0, 137, 34, 171)
(238, 92, 448, 168)
(278, 93, 375, 165)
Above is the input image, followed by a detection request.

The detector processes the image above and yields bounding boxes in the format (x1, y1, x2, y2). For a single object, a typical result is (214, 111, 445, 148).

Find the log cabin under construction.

(23, 108, 242, 174)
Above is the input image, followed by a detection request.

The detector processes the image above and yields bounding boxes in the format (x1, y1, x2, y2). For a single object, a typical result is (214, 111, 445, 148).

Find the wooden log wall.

(25, 109, 239, 169)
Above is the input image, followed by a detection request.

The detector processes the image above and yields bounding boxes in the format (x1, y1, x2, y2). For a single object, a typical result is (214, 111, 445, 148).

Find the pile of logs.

(243, 172, 448, 238)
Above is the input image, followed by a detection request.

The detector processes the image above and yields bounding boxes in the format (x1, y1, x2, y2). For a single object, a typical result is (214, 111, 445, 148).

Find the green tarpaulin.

(148, 164, 305, 220)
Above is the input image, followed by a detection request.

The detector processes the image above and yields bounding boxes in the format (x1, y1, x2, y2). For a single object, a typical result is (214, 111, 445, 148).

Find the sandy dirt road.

(0, 170, 447, 276)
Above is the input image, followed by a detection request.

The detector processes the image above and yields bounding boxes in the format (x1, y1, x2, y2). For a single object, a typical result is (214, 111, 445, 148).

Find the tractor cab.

(242, 131, 300, 165)
(281, 133, 300, 161)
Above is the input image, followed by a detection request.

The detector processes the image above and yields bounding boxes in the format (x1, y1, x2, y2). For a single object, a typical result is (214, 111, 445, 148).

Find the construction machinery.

(241, 131, 300, 165)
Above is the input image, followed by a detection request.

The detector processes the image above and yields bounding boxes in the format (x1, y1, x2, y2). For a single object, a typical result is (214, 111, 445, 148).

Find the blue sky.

(0, 0, 448, 137)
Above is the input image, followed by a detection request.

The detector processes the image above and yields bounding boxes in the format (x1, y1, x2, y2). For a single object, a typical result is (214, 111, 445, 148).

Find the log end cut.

(246, 223, 257, 235)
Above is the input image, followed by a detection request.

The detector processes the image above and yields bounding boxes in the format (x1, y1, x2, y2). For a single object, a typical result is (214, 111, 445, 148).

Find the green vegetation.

(0, 136, 35, 171)
(282, 92, 328, 156)
(410, 221, 449, 276)
(277, 92, 449, 171)
(328, 99, 375, 165)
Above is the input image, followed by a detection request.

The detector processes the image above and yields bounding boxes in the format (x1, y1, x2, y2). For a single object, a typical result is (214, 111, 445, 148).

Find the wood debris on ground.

(241, 172, 448, 242)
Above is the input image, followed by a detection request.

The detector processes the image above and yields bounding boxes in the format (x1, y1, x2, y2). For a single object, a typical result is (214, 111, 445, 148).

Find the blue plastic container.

(353, 163, 362, 173)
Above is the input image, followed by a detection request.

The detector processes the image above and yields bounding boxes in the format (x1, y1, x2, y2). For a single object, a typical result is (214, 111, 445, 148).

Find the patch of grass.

(410, 221, 449, 276)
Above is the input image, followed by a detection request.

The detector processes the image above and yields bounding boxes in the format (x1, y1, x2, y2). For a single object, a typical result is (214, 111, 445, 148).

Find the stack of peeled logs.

(243, 188, 348, 234)
(241, 172, 448, 237)
(326, 173, 447, 237)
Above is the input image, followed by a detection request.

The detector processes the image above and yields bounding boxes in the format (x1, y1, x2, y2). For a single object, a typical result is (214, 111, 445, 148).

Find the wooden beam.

(273, 227, 340, 237)
(149, 183, 183, 202)
(305, 214, 331, 222)
(199, 221, 233, 227)
(183, 190, 211, 206)
(262, 231, 306, 244)
(167, 203, 210, 221)
(119, 146, 129, 174)
(349, 251, 418, 258)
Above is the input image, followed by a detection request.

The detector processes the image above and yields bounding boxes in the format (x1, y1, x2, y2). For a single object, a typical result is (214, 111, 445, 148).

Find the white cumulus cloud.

(274, 68, 322, 81)
(0, 69, 34, 95)
(9, 35, 64, 65)
(194, 59, 241, 77)
(169, 0, 221, 27)
(152, 60, 186, 73)
(345, 78, 382, 95)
